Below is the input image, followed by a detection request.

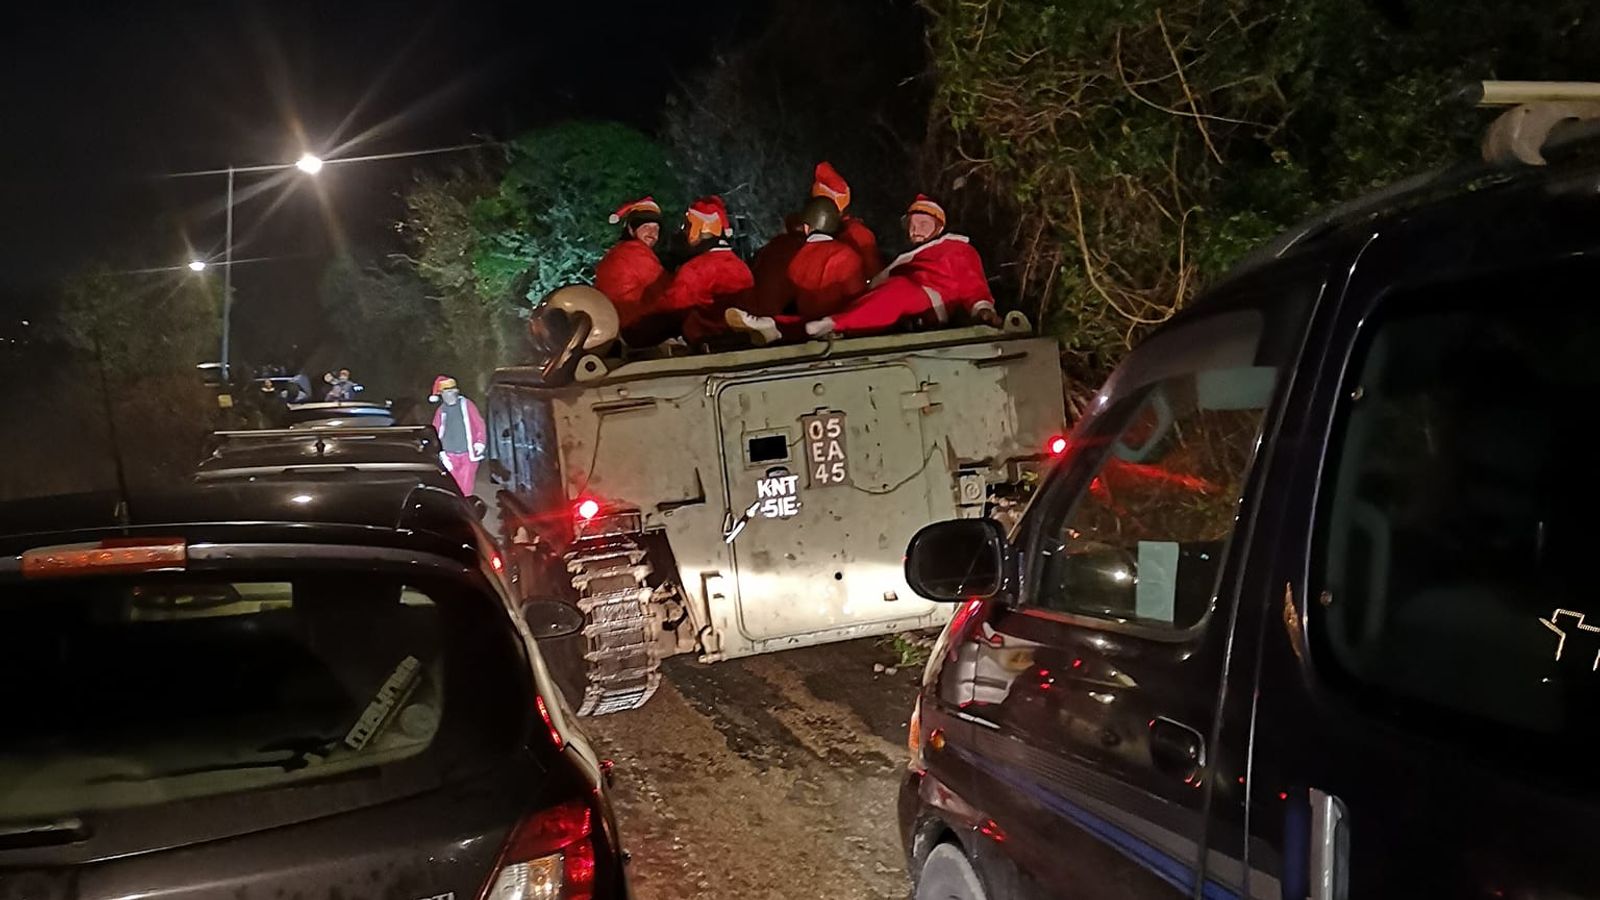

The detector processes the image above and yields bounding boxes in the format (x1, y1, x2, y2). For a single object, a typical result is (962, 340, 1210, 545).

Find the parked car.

(195, 426, 486, 517)
(281, 400, 397, 429)
(899, 114, 1600, 896)
(0, 476, 628, 899)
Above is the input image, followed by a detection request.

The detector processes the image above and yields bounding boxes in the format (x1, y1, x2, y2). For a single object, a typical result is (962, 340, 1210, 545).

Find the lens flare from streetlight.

(296, 153, 324, 175)
(188, 260, 208, 272)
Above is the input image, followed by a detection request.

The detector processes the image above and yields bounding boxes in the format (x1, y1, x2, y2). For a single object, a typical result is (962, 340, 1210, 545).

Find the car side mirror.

(905, 518, 1009, 602)
(521, 599, 585, 640)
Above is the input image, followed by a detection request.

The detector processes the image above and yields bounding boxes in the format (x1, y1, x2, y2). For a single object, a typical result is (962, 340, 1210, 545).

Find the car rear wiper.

(87, 736, 342, 783)
(0, 817, 91, 849)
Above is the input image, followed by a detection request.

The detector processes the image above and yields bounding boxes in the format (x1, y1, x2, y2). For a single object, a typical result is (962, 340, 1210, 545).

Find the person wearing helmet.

(811, 161, 882, 275)
(594, 196, 671, 334)
(725, 194, 997, 344)
(430, 375, 487, 495)
(644, 196, 754, 347)
(784, 195, 868, 319)
(747, 211, 807, 316)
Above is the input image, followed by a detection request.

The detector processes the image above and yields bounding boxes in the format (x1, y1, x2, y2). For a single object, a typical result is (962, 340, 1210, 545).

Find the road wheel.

(916, 843, 989, 900)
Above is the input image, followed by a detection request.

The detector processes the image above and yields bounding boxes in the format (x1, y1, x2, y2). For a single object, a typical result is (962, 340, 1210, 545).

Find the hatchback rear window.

(0, 571, 524, 823)
(1315, 264, 1600, 755)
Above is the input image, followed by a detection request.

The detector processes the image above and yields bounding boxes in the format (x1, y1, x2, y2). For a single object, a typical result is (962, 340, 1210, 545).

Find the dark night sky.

(0, 0, 755, 356)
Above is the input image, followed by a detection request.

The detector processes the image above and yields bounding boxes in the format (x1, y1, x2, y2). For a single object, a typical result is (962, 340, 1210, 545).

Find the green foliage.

(319, 256, 462, 398)
(922, 0, 1600, 388)
(470, 122, 684, 306)
(397, 124, 681, 389)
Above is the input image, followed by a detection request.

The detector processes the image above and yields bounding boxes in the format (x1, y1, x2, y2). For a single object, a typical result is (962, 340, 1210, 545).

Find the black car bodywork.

(0, 478, 627, 900)
(901, 152, 1600, 897)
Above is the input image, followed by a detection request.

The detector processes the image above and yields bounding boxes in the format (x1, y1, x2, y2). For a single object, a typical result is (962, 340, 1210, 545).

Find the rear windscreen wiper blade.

(87, 735, 342, 783)
(0, 817, 91, 849)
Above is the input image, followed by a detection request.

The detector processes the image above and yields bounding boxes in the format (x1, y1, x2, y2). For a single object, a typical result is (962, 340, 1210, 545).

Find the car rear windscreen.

(0, 571, 525, 823)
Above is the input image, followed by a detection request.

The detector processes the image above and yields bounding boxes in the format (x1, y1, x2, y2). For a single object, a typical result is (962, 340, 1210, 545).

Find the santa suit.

(663, 245, 756, 346)
(767, 232, 993, 340)
(748, 230, 807, 316)
(838, 216, 882, 276)
(434, 396, 487, 495)
(594, 238, 669, 329)
(788, 233, 868, 320)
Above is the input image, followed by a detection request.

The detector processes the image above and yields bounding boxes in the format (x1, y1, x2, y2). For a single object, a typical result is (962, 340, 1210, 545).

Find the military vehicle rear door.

(716, 363, 956, 646)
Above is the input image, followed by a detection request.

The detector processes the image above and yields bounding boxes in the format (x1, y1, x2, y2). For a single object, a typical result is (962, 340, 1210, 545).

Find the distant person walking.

(431, 375, 486, 495)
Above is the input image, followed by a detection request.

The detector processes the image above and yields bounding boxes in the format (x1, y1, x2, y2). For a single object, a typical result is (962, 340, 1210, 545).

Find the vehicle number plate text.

(802, 413, 850, 487)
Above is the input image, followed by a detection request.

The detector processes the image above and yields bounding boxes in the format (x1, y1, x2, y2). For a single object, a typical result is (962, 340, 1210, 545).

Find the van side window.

(1315, 279, 1600, 737)
(1030, 310, 1278, 629)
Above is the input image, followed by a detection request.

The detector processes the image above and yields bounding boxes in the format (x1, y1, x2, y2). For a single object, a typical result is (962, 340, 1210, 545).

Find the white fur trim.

(608, 213, 621, 224)
(805, 232, 834, 243)
(971, 300, 995, 314)
(875, 232, 970, 280)
(923, 286, 948, 323)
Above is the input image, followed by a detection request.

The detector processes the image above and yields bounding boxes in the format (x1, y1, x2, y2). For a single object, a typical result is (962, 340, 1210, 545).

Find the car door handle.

(1148, 716, 1206, 780)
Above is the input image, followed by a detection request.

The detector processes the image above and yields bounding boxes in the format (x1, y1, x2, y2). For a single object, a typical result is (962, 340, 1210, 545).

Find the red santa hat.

(906, 194, 947, 228)
(685, 195, 732, 241)
(810, 161, 851, 212)
(608, 196, 662, 226)
(430, 375, 458, 402)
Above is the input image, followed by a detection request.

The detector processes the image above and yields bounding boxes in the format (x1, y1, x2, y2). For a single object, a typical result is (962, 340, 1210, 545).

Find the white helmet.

(542, 284, 619, 350)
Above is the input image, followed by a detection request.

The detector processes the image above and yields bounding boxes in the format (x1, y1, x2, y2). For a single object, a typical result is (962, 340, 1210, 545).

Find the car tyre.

(916, 843, 989, 900)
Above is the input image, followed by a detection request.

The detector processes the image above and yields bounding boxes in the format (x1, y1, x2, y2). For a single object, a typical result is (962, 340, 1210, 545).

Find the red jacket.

(594, 239, 669, 328)
(876, 233, 994, 318)
(660, 246, 754, 314)
(788, 234, 867, 319)
(748, 230, 806, 316)
(838, 216, 882, 276)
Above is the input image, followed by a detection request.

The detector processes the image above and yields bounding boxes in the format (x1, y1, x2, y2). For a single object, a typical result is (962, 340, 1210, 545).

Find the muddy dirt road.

(584, 639, 922, 900)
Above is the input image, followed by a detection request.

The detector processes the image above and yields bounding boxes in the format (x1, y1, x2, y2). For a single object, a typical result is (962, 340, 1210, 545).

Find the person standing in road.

(431, 375, 487, 496)
(594, 196, 671, 335)
(811, 161, 882, 275)
(725, 194, 998, 344)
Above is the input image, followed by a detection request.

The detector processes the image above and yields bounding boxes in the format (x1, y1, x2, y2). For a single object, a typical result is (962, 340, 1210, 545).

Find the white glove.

(471, 443, 486, 462)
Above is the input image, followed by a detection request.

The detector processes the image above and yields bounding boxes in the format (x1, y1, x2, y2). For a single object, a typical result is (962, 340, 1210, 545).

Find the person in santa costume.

(656, 195, 755, 347)
(747, 211, 807, 316)
(783, 195, 868, 319)
(810, 161, 882, 275)
(594, 196, 670, 334)
(725, 194, 997, 344)
(430, 375, 487, 496)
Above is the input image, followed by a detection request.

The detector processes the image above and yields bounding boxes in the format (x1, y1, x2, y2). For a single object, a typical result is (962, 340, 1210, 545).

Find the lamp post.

(199, 154, 322, 381)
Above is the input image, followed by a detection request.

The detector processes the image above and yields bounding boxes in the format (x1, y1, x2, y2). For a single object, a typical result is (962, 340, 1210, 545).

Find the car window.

(0, 571, 524, 823)
(1026, 308, 1284, 629)
(1314, 267, 1600, 745)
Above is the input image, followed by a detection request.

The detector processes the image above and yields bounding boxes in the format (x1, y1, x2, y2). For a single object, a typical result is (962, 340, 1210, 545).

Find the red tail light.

(22, 539, 187, 578)
(574, 498, 601, 522)
(480, 800, 597, 900)
(1047, 435, 1069, 456)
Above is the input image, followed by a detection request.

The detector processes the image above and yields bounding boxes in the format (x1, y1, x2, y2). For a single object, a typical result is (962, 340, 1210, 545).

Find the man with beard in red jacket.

(725, 195, 997, 344)
(595, 196, 670, 336)
(811, 161, 882, 275)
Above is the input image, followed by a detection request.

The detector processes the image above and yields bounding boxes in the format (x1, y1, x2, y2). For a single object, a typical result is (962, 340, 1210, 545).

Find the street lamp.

(211, 153, 322, 380)
(188, 260, 207, 272)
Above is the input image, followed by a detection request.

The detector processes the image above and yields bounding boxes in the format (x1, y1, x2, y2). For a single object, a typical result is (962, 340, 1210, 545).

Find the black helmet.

(796, 195, 843, 236)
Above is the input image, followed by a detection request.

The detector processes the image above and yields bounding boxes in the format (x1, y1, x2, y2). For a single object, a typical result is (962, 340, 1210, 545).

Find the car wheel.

(916, 843, 989, 900)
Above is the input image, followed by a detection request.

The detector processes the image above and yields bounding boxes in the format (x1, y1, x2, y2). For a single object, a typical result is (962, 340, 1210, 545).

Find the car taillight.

(21, 539, 187, 578)
(481, 800, 597, 900)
